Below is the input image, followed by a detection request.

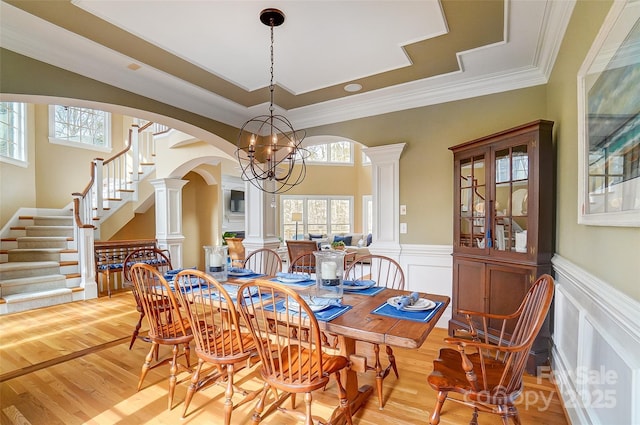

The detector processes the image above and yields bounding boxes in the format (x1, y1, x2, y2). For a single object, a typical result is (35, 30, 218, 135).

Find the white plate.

(228, 269, 253, 276)
(276, 276, 310, 284)
(387, 296, 436, 311)
(287, 301, 331, 312)
(343, 280, 376, 291)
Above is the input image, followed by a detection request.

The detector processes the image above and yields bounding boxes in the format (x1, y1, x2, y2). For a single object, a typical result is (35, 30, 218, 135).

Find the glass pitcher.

(313, 250, 345, 300)
(204, 245, 228, 282)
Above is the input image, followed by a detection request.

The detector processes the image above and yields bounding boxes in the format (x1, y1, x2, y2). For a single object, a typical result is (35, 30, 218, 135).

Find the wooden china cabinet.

(449, 120, 554, 374)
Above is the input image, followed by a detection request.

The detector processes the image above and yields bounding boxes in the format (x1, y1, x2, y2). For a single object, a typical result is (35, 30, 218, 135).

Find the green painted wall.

(546, 0, 640, 299)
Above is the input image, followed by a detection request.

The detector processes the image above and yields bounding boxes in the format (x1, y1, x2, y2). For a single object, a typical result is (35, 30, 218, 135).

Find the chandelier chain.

(269, 19, 275, 113)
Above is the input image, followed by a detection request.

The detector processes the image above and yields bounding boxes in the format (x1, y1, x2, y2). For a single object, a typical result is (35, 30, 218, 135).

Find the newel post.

(72, 197, 98, 299)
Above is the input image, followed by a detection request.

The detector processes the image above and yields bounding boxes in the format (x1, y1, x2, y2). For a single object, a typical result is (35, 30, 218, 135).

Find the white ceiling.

(0, 0, 576, 129)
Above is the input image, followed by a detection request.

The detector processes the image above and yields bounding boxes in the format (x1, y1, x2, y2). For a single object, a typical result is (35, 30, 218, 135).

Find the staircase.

(0, 214, 82, 314)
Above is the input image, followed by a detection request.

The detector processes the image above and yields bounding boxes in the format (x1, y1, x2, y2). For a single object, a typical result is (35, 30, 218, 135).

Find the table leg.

(327, 336, 373, 425)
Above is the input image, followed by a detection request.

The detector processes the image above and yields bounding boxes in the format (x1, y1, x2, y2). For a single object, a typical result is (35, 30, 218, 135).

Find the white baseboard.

(552, 255, 640, 425)
(399, 244, 453, 328)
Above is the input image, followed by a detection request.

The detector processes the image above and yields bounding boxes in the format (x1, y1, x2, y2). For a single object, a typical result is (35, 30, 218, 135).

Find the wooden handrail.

(72, 120, 164, 228)
(104, 128, 133, 167)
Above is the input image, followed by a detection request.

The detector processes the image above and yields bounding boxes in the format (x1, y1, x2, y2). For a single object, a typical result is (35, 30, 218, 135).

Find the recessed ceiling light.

(127, 63, 141, 71)
(344, 83, 362, 93)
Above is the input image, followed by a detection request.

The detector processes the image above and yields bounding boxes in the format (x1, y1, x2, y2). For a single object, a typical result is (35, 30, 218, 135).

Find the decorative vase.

(313, 250, 345, 300)
(204, 245, 228, 282)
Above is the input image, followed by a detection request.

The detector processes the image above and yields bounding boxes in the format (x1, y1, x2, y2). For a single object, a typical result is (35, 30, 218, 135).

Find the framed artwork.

(577, 0, 640, 226)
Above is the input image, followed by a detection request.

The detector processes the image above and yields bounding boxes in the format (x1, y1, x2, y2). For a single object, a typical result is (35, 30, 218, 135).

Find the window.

(0, 102, 26, 163)
(306, 140, 353, 164)
(281, 195, 353, 240)
(49, 105, 110, 149)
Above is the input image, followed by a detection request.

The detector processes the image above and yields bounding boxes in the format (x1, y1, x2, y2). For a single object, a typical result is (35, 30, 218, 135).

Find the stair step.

(0, 274, 67, 297)
(0, 261, 60, 280)
(1, 288, 74, 314)
(32, 216, 74, 226)
(16, 236, 70, 249)
(8, 248, 62, 262)
(25, 226, 74, 237)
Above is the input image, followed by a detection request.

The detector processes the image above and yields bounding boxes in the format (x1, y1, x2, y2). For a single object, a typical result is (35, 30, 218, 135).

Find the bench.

(94, 239, 159, 297)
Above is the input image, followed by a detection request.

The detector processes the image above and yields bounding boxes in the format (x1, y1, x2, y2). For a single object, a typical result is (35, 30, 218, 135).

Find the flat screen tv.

(230, 190, 245, 213)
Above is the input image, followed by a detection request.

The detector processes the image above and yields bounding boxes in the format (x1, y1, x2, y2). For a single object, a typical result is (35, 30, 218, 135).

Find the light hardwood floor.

(0, 292, 569, 425)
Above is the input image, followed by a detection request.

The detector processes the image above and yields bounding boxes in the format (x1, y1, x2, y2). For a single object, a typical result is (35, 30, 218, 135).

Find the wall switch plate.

(400, 204, 407, 215)
(400, 223, 407, 233)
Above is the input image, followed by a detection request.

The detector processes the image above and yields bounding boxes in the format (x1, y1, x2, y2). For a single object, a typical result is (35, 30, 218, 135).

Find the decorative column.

(150, 178, 188, 268)
(362, 143, 406, 259)
(242, 180, 281, 256)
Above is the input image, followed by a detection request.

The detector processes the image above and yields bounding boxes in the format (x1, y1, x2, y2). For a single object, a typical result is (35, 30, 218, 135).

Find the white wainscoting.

(552, 255, 640, 425)
(400, 244, 453, 328)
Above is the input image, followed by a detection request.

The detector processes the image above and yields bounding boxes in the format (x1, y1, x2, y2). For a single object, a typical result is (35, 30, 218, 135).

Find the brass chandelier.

(236, 8, 307, 194)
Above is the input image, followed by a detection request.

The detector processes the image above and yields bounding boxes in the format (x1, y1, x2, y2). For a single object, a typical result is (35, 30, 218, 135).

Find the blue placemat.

(269, 277, 316, 287)
(344, 286, 386, 296)
(161, 277, 206, 293)
(263, 299, 352, 322)
(371, 300, 444, 323)
(200, 290, 272, 304)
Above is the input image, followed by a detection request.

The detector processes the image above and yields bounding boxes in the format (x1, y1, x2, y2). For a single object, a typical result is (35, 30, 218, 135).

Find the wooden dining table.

(227, 274, 450, 425)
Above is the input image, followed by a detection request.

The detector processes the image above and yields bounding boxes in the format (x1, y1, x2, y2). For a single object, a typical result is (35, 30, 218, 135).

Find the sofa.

(306, 232, 372, 259)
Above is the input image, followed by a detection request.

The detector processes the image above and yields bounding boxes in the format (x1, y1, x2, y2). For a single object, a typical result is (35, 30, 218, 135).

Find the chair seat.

(263, 345, 349, 392)
(194, 330, 256, 363)
(428, 348, 522, 405)
(427, 348, 522, 404)
(148, 318, 193, 344)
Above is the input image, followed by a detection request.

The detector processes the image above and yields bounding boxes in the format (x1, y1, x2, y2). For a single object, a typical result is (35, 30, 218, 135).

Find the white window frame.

(281, 195, 354, 239)
(48, 105, 111, 152)
(305, 140, 354, 165)
(362, 195, 373, 236)
(0, 101, 27, 166)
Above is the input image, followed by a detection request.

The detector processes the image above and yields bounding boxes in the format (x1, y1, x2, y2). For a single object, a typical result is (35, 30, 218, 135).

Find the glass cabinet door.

(458, 155, 486, 248)
(493, 144, 528, 253)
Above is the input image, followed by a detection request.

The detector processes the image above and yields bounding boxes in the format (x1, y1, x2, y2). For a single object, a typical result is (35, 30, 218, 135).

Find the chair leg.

(508, 405, 521, 425)
(137, 342, 156, 391)
(470, 408, 479, 425)
(223, 364, 235, 425)
(183, 342, 191, 368)
(333, 371, 353, 425)
(429, 391, 447, 425)
(251, 381, 271, 425)
(371, 344, 387, 409)
(375, 373, 384, 410)
(303, 392, 313, 425)
(291, 393, 296, 409)
(129, 311, 145, 350)
(182, 359, 204, 418)
(168, 344, 179, 410)
(386, 345, 399, 378)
